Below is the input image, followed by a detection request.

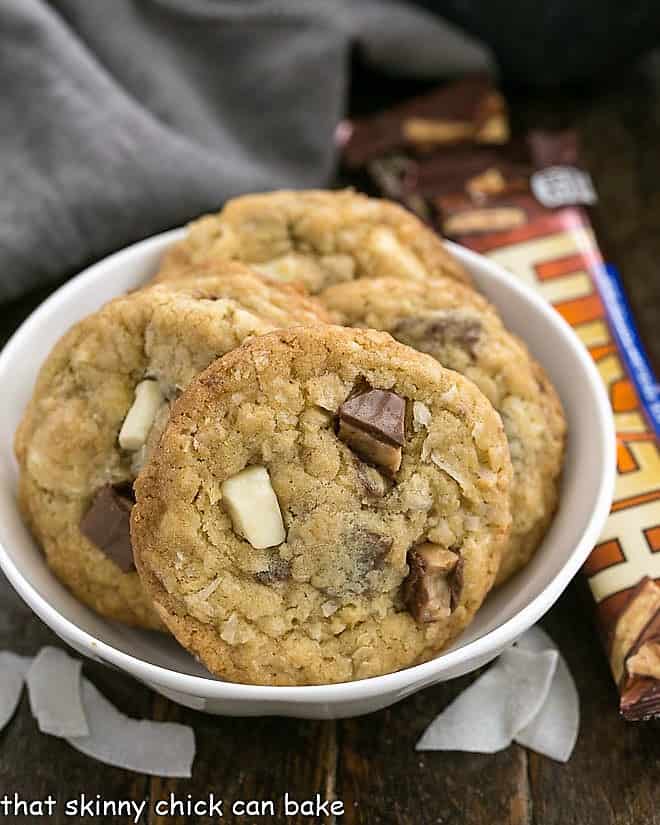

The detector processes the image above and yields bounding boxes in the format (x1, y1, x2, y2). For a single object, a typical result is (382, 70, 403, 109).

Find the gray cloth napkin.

(0, 0, 491, 303)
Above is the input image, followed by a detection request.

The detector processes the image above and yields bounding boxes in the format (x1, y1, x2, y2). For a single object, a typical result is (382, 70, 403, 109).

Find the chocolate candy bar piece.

(80, 484, 135, 572)
(403, 543, 460, 623)
(610, 577, 660, 721)
(338, 388, 405, 475)
(620, 678, 660, 722)
(339, 75, 509, 168)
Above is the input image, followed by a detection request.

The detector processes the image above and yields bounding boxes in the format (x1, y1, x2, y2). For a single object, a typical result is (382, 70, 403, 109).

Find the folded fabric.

(0, 0, 491, 303)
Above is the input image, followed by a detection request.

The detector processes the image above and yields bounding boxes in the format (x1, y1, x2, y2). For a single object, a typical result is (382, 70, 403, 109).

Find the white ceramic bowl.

(0, 231, 616, 718)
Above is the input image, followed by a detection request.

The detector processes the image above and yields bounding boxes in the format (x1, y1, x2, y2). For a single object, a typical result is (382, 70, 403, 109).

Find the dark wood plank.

(337, 583, 660, 825)
(0, 576, 154, 824)
(147, 697, 338, 825)
(337, 673, 532, 825)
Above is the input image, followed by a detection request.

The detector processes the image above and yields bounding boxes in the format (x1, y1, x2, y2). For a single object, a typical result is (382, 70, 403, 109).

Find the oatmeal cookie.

(132, 325, 512, 684)
(15, 267, 328, 628)
(155, 189, 469, 292)
(321, 277, 566, 584)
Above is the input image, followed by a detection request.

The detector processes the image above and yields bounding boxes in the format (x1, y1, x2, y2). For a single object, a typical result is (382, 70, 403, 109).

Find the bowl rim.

(0, 231, 617, 703)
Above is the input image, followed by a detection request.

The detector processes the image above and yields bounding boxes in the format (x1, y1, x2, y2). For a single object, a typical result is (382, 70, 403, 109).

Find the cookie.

(154, 189, 470, 292)
(132, 325, 513, 685)
(321, 277, 566, 584)
(15, 267, 328, 629)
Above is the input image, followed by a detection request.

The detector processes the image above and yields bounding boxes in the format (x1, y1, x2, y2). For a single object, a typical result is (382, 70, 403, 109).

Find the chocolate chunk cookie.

(132, 326, 513, 685)
(15, 267, 328, 628)
(154, 189, 470, 292)
(321, 277, 566, 584)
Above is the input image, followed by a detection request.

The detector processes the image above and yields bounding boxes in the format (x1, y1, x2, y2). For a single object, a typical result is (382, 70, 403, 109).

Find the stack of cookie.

(15, 190, 566, 685)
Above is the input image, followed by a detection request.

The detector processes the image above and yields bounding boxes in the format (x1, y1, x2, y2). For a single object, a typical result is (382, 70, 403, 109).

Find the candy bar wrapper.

(338, 78, 660, 720)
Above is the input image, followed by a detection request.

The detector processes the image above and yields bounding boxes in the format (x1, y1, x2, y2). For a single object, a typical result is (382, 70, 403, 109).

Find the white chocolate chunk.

(118, 380, 164, 451)
(221, 466, 285, 550)
(367, 227, 426, 281)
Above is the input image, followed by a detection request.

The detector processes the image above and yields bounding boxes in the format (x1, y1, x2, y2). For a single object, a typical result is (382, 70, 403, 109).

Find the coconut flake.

(67, 679, 195, 777)
(416, 627, 579, 763)
(430, 451, 470, 491)
(0, 652, 31, 732)
(321, 600, 339, 617)
(514, 627, 580, 762)
(26, 647, 89, 737)
(440, 385, 459, 405)
(472, 421, 487, 449)
(421, 436, 433, 462)
(220, 613, 240, 644)
(427, 519, 455, 547)
(416, 646, 558, 753)
(477, 466, 498, 486)
(193, 577, 222, 602)
(412, 401, 431, 431)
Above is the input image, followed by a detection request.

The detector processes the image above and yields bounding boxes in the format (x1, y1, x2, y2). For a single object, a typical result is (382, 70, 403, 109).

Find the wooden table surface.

(1, 57, 659, 825)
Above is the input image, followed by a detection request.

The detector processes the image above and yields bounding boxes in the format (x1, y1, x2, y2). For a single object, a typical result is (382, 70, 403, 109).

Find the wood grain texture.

(338, 688, 532, 825)
(2, 55, 660, 825)
(524, 582, 660, 825)
(147, 699, 338, 824)
(0, 578, 152, 824)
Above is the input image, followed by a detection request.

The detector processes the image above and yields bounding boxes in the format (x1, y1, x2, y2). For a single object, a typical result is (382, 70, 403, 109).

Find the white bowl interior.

(0, 231, 615, 705)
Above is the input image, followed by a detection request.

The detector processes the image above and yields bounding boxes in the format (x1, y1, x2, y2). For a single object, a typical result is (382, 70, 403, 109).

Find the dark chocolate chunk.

(338, 389, 406, 475)
(254, 557, 291, 585)
(339, 388, 405, 444)
(402, 543, 460, 624)
(402, 146, 530, 201)
(618, 594, 660, 721)
(393, 312, 482, 359)
(627, 603, 660, 662)
(402, 88, 508, 150)
(338, 388, 406, 475)
(80, 484, 135, 572)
